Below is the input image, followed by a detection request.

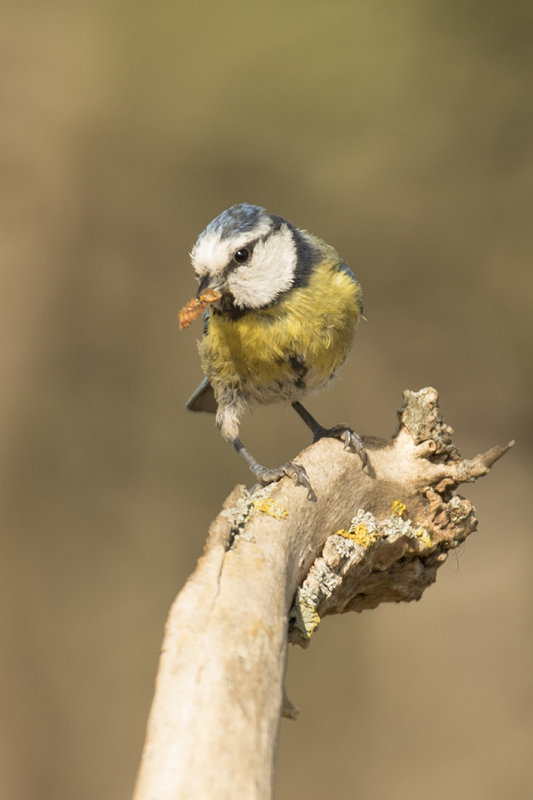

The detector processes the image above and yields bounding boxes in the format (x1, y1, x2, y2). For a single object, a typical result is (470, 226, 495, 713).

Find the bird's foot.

(313, 424, 367, 468)
(252, 460, 316, 501)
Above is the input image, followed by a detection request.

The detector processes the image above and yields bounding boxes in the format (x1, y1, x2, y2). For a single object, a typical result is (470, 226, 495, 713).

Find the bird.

(184, 203, 366, 499)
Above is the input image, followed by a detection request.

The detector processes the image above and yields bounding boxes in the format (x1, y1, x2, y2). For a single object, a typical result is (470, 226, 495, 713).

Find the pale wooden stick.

(133, 388, 513, 800)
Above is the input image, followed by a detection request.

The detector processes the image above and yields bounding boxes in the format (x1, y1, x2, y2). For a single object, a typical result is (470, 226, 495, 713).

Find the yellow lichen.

(391, 500, 407, 517)
(416, 528, 432, 547)
(337, 523, 377, 549)
(334, 528, 351, 538)
(252, 498, 288, 520)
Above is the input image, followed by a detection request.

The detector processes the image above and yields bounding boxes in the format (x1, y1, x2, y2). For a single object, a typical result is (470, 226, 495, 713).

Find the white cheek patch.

(227, 225, 297, 308)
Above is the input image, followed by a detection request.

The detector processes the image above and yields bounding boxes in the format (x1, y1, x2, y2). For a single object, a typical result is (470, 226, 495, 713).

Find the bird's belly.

(200, 301, 357, 405)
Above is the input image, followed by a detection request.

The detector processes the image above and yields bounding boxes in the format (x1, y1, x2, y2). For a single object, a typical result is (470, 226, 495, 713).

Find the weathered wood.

(133, 388, 513, 800)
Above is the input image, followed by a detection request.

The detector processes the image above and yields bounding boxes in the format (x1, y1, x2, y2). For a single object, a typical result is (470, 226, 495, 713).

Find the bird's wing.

(186, 377, 217, 413)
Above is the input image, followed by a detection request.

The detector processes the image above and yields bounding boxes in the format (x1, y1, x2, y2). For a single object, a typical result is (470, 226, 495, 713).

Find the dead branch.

(133, 387, 513, 800)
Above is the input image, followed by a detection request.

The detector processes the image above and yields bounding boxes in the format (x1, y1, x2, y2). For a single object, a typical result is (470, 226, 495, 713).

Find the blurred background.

(2, 1, 532, 798)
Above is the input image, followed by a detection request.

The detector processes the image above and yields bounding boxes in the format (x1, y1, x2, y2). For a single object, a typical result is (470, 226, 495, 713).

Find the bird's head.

(190, 203, 315, 310)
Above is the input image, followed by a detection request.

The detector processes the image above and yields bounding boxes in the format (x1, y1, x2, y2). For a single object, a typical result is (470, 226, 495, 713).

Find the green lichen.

(290, 592, 321, 639)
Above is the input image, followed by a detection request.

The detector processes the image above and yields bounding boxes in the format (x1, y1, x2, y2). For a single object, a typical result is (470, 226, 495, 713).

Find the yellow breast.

(199, 258, 362, 398)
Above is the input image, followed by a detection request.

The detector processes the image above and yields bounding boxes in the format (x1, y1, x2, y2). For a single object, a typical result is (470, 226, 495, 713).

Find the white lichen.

(221, 486, 282, 545)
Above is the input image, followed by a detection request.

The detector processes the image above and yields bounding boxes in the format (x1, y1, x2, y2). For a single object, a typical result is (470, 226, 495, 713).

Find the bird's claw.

(313, 424, 367, 468)
(283, 461, 316, 501)
(253, 460, 316, 501)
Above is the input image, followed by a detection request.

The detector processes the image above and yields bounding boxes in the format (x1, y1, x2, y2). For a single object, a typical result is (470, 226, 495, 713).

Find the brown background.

(2, 2, 532, 798)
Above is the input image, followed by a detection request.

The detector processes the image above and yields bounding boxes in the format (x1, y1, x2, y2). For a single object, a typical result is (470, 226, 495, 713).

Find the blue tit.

(185, 203, 366, 499)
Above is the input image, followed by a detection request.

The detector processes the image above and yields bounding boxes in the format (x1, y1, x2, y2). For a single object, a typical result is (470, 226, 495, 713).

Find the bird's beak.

(196, 274, 222, 298)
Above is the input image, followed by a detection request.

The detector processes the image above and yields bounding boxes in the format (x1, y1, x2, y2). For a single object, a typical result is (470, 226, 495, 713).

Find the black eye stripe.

(229, 240, 256, 269)
(224, 222, 285, 276)
(234, 247, 250, 264)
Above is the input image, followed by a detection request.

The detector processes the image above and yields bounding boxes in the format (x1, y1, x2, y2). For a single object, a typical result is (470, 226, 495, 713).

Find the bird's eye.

(234, 248, 250, 264)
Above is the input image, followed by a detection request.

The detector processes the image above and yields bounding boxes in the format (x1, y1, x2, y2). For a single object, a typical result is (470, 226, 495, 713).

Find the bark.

(133, 387, 513, 800)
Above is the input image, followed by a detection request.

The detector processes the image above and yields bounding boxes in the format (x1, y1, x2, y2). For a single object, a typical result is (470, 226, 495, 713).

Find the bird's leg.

(291, 401, 367, 467)
(217, 398, 316, 499)
(228, 436, 316, 501)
